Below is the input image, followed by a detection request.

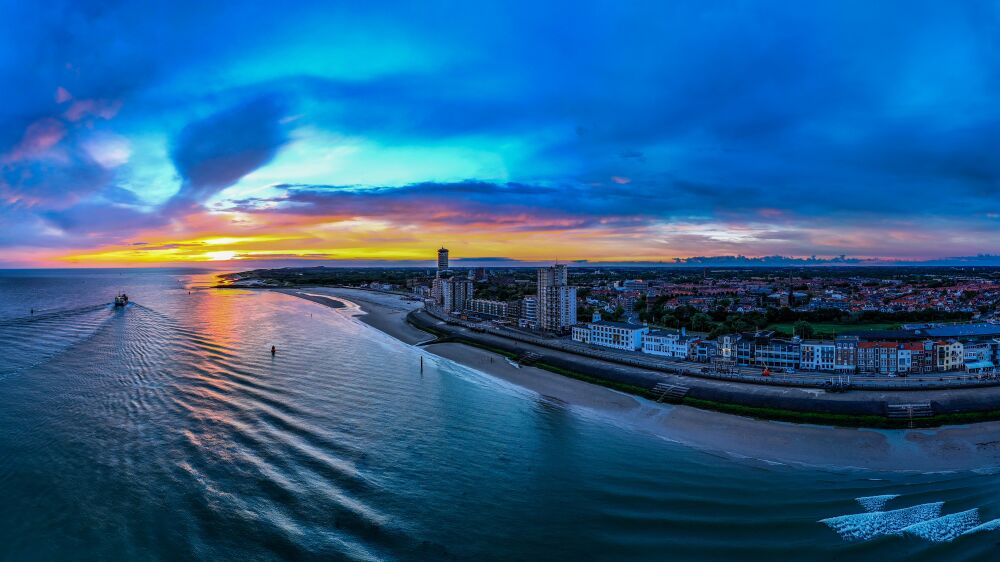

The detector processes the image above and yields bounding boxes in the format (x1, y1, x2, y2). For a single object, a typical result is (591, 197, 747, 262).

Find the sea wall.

(407, 308, 1000, 425)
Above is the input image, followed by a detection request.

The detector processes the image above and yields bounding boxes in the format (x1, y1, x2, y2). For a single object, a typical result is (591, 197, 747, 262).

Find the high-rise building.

(441, 277, 474, 313)
(437, 247, 449, 271)
(537, 264, 577, 332)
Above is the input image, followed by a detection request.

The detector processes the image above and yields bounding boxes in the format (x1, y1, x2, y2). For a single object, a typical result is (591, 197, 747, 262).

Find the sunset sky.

(3, 1, 1000, 267)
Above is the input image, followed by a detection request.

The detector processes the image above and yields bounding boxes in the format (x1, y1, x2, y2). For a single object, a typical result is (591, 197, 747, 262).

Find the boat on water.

(113, 292, 129, 307)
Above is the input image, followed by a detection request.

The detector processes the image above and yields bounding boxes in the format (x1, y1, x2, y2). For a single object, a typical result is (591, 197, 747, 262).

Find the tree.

(793, 320, 814, 339)
(659, 313, 679, 328)
(690, 313, 713, 332)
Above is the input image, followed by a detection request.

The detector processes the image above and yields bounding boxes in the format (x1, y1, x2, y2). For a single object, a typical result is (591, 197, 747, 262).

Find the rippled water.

(3, 269, 1000, 561)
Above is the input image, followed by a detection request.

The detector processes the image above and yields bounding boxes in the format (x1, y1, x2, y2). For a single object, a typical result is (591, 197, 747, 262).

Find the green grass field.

(767, 322, 899, 337)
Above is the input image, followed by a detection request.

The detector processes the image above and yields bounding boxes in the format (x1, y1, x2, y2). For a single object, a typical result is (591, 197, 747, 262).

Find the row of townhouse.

(571, 314, 1000, 375)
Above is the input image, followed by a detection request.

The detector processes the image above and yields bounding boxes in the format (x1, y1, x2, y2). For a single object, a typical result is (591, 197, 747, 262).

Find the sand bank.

(284, 287, 432, 345)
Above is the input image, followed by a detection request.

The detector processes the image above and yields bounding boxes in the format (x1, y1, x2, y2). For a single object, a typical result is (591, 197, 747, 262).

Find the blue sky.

(2, 0, 1000, 266)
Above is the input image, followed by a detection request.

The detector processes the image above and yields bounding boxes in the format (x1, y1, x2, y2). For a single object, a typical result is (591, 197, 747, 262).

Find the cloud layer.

(2, 1, 1000, 266)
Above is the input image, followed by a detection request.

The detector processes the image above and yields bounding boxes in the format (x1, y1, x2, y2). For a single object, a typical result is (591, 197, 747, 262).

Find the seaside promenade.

(268, 285, 1000, 428)
(408, 305, 1000, 427)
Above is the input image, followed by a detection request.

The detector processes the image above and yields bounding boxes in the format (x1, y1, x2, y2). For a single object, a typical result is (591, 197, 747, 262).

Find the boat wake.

(0, 304, 116, 381)
(856, 494, 900, 512)
(821, 495, 1000, 543)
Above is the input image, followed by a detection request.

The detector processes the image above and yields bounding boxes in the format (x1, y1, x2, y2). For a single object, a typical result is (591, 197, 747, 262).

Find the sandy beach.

(284, 287, 1000, 472)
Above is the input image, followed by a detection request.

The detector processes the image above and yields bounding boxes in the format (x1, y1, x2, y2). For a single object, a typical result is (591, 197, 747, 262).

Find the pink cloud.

(55, 86, 73, 104)
(611, 176, 631, 184)
(3, 118, 66, 162)
(64, 99, 122, 122)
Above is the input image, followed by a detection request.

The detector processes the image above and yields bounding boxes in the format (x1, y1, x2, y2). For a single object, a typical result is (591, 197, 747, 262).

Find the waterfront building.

(719, 334, 741, 360)
(962, 341, 997, 365)
(901, 341, 935, 374)
(730, 331, 775, 366)
(934, 340, 964, 371)
(537, 265, 577, 332)
(695, 340, 719, 362)
(897, 345, 912, 373)
(754, 338, 801, 370)
(735, 336, 755, 365)
(857, 342, 900, 375)
(642, 328, 698, 359)
(441, 277, 474, 313)
(800, 340, 836, 372)
(834, 336, 859, 373)
(573, 315, 649, 351)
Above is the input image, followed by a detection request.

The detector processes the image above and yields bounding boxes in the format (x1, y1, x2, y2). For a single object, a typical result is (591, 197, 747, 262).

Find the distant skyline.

(4, 1, 1000, 267)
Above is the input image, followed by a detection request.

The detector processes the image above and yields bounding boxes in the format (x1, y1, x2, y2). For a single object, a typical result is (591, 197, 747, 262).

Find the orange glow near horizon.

(25, 208, 957, 268)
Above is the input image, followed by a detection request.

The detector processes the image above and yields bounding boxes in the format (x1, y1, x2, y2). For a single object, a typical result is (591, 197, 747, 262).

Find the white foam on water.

(820, 502, 944, 541)
(856, 494, 899, 512)
(902, 508, 979, 543)
(961, 518, 1000, 536)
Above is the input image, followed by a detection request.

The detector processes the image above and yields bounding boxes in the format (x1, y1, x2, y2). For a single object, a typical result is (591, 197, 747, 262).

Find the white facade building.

(641, 330, 697, 359)
(800, 341, 836, 372)
(573, 320, 648, 351)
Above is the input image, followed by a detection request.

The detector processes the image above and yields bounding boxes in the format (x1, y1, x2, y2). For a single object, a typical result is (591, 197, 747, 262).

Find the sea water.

(1, 269, 1000, 561)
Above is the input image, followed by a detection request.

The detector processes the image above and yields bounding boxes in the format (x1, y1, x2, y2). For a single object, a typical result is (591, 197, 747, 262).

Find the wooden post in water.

(420, 355, 424, 373)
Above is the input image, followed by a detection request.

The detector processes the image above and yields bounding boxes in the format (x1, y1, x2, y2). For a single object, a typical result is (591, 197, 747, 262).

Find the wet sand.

(284, 287, 1000, 473)
(286, 287, 432, 345)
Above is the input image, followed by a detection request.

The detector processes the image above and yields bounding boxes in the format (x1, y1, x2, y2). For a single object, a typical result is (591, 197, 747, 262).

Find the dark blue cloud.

(168, 95, 289, 208)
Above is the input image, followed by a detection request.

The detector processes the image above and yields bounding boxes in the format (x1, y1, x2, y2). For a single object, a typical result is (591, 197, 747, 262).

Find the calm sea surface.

(2, 269, 1000, 561)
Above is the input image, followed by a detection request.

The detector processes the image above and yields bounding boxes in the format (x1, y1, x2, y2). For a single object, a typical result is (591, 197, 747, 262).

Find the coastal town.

(225, 248, 1000, 380)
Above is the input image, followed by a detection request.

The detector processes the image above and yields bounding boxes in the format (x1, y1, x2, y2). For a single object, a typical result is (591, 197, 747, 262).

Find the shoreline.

(278, 287, 1000, 472)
